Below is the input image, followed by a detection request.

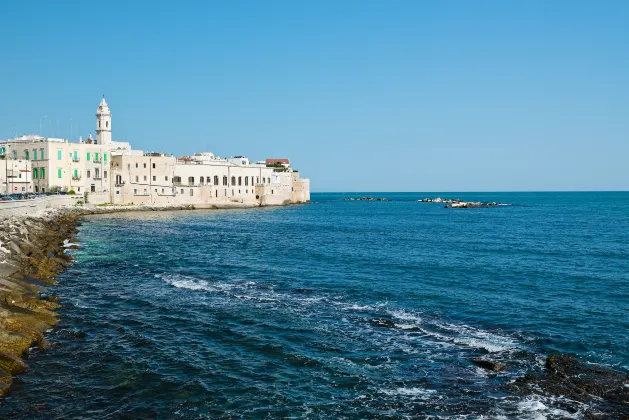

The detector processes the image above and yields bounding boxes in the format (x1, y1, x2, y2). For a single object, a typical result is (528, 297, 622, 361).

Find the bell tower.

(96, 96, 112, 145)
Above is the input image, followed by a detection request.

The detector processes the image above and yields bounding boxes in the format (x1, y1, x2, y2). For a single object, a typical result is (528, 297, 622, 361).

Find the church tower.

(96, 97, 112, 145)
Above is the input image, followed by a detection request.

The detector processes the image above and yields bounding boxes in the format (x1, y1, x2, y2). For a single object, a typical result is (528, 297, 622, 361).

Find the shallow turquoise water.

(2, 192, 628, 418)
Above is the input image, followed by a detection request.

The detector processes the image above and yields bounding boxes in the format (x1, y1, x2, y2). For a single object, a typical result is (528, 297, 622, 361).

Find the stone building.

(1, 98, 310, 206)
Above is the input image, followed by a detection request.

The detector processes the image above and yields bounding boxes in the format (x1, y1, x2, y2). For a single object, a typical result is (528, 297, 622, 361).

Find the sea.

(1, 192, 628, 419)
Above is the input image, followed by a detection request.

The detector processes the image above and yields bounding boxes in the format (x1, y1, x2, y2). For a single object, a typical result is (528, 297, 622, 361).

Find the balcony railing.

(93, 176, 102, 180)
(115, 181, 126, 187)
(93, 159, 102, 163)
(72, 176, 81, 181)
(72, 157, 80, 162)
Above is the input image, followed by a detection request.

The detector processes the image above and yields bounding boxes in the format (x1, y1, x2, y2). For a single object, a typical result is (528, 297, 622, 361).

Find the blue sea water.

(1, 192, 628, 419)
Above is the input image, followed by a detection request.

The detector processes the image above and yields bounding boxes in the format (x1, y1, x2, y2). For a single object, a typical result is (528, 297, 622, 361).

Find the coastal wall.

(0, 195, 82, 219)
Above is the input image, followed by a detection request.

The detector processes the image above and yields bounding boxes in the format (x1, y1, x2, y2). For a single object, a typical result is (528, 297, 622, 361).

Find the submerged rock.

(471, 358, 507, 372)
(511, 354, 629, 418)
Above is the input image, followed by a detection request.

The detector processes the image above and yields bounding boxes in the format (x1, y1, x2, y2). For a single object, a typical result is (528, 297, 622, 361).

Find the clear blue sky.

(1, 0, 627, 191)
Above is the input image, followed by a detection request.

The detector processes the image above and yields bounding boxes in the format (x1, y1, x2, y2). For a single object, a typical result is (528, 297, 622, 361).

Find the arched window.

(206, 176, 211, 184)
(262, 177, 266, 184)
(106, 121, 109, 128)
(231, 176, 236, 185)
(223, 176, 227, 186)
(214, 175, 219, 185)
(244, 177, 248, 186)
(199, 177, 204, 185)
(98, 121, 101, 128)
(238, 176, 242, 186)
(188, 176, 194, 185)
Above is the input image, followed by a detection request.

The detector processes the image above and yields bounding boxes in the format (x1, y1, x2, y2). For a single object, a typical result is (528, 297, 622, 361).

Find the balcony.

(72, 176, 81, 181)
(93, 159, 102, 163)
(72, 157, 80, 162)
(93, 176, 102, 180)
(115, 181, 126, 187)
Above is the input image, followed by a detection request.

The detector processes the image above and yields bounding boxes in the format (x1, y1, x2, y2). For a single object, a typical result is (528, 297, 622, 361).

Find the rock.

(511, 354, 629, 417)
(369, 318, 396, 328)
(471, 358, 507, 372)
(0, 351, 28, 375)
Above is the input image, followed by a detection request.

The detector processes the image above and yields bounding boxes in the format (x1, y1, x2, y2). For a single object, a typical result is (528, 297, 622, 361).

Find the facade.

(1, 98, 310, 205)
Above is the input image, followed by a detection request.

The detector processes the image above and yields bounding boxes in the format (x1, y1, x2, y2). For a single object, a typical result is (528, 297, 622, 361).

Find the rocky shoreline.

(0, 203, 199, 398)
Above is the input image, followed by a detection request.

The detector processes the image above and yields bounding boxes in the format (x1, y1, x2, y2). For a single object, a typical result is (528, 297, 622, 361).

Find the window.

(106, 121, 108, 128)
(256, 177, 259, 184)
(87, 170, 91, 178)
(143, 163, 147, 168)
(165, 176, 168, 181)
(40, 168, 45, 178)
(25, 150, 29, 160)
(33, 150, 37, 160)
(128, 163, 131, 170)
(238, 176, 242, 186)
(199, 177, 204, 185)
(152, 163, 155, 169)
(214, 175, 219, 185)
(190, 189, 193, 196)
(95, 153, 99, 161)
(40, 149, 44, 159)
(272, 190, 274, 194)
(95, 169, 100, 178)
(57, 149, 62, 160)
(57, 168, 62, 178)
(135, 175, 139, 182)
(144, 175, 147, 181)
(245, 177, 248, 186)
(104, 170, 108, 178)
(161, 188, 164, 193)
(223, 176, 227, 186)
(153, 176, 156, 181)
(104, 153, 107, 162)
(73, 150, 78, 161)
(232, 189, 234, 196)
(12, 151, 16, 159)
(231, 176, 236, 185)
(180, 189, 184, 194)
(135, 163, 138, 168)
(188, 176, 194, 185)
(33, 169, 38, 179)
(99, 121, 101, 128)
(262, 177, 266, 183)
(206, 176, 211, 184)
(144, 189, 147, 195)
(215, 190, 218, 197)
(134, 188, 137, 194)
(87, 152, 91, 161)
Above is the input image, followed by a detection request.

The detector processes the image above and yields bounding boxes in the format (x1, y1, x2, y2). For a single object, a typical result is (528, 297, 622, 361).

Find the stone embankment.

(418, 197, 503, 208)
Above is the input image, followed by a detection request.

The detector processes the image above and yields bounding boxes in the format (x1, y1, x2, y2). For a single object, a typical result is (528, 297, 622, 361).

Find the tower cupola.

(96, 96, 112, 145)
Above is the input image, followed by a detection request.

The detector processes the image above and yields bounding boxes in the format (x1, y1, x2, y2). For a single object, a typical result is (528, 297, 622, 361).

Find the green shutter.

(41, 150, 44, 160)
(104, 153, 107, 162)
(34, 150, 38, 160)
(87, 152, 90, 161)
(57, 169, 62, 179)
(25, 151, 29, 160)
(33, 169, 38, 179)
(95, 153, 99, 161)
(40, 168, 45, 178)
(57, 150, 62, 160)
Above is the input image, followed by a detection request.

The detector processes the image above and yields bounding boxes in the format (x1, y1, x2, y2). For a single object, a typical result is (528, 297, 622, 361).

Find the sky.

(0, 0, 627, 192)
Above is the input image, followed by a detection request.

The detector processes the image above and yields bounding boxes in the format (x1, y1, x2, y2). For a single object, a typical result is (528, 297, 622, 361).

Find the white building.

(1, 97, 310, 205)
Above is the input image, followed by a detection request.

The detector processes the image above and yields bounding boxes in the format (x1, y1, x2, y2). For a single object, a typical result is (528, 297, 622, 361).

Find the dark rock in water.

(369, 318, 396, 328)
(293, 288, 315, 294)
(471, 358, 507, 372)
(512, 354, 629, 418)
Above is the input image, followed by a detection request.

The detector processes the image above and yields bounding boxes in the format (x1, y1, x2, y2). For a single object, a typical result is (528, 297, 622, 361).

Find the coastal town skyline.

(1, 1, 628, 192)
